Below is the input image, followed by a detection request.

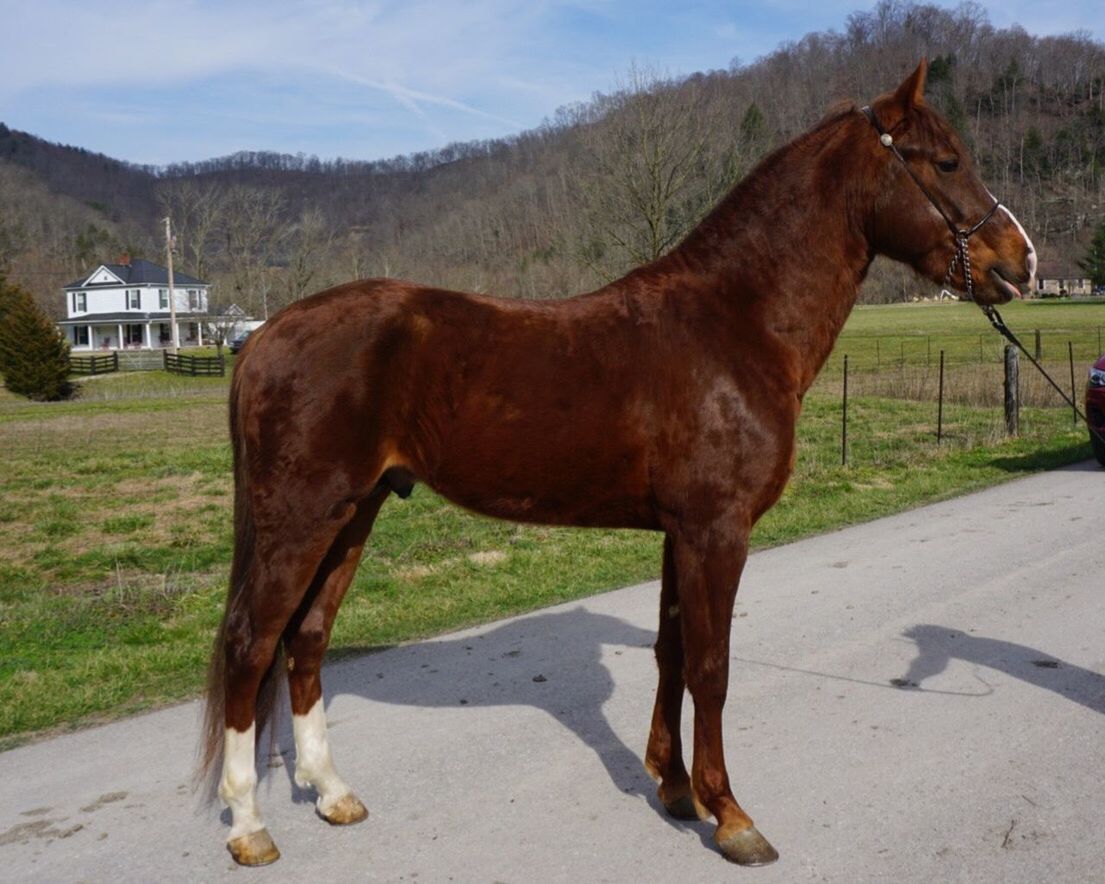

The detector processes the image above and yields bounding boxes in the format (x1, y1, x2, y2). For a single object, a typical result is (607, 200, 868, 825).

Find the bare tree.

(275, 207, 335, 308)
(157, 179, 224, 279)
(217, 186, 288, 320)
(573, 65, 734, 280)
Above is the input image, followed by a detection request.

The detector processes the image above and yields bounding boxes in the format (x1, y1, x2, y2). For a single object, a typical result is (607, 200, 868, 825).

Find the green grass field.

(0, 299, 1099, 748)
(830, 298, 1105, 372)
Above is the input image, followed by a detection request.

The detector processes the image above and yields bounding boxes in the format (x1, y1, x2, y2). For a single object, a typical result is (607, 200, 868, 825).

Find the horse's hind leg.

(283, 487, 389, 825)
(218, 511, 356, 866)
(644, 535, 697, 819)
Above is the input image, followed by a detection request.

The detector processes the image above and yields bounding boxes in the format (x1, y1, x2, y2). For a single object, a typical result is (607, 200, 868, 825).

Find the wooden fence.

(116, 350, 165, 371)
(163, 351, 225, 377)
(68, 352, 119, 375)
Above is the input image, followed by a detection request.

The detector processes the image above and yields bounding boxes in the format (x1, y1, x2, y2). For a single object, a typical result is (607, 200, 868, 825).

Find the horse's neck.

(661, 112, 875, 392)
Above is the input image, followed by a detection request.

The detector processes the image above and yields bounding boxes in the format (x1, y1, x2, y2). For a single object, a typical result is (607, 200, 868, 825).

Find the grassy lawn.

(0, 299, 1099, 748)
(831, 298, 1105, 372)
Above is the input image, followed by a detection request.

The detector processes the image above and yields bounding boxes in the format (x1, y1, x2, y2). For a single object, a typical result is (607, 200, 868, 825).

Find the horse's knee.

(683, 648, 729, 696)
(654, 639, 680, 669)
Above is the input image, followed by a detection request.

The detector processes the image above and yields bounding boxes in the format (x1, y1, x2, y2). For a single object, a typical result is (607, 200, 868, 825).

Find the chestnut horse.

(201, 61, 1035, 867)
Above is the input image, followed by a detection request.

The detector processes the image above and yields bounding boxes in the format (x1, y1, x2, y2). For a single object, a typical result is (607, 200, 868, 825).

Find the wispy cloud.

(327, 69, 525, 130)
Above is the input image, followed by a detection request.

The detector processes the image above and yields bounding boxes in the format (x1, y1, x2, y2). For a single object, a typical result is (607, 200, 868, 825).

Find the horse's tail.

(196, 362, 283, 799)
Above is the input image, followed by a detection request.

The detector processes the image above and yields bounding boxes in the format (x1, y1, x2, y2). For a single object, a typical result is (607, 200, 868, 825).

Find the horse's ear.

(893, 59, 928, 110)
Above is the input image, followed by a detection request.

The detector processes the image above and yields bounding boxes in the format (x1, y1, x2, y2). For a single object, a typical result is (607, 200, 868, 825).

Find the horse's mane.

(810, 99, 860, 134)
(665, 98, 861, 271)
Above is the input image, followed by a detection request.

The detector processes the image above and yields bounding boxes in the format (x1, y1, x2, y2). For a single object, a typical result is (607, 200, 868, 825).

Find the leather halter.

(861, 105, 1001, 301)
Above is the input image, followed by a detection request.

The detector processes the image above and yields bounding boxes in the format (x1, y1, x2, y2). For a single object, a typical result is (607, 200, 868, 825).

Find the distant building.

(58, 256, 213, 350)
(1035, 262, 1092, 297)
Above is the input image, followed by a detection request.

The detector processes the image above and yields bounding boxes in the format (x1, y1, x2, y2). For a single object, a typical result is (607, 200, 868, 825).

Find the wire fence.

(825, 326, 1104, 375)
(816, 337, 1096, 467)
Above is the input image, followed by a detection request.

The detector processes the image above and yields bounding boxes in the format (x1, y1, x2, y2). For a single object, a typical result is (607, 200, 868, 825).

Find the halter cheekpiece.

(861, 105, 1001, 302)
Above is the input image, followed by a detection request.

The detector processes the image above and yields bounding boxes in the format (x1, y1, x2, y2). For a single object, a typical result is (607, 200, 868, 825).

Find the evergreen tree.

(739, 102, 766, 150)
(0, 274, 73, 401)
(1079, 222, 1105, 288)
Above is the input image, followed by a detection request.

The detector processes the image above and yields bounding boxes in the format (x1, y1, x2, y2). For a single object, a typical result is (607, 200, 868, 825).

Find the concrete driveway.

(2, 463, 1103, 882)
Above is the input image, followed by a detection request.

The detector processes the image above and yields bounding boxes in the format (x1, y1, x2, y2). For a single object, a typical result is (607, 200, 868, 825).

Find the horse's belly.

(425, 444, 657, 530)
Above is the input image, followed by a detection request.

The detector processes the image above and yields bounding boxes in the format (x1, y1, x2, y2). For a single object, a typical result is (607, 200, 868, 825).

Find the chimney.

(117, 252, 131, 266)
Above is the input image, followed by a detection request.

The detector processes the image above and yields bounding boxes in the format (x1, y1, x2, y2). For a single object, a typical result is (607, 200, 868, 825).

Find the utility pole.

(164, 217, 179, 353)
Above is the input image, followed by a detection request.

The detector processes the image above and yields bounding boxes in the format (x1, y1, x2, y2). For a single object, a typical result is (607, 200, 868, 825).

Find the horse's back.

(232, 279, 660, 528)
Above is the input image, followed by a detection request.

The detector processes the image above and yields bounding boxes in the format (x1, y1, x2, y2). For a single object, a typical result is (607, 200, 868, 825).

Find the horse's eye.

(936, 157, 959, 173)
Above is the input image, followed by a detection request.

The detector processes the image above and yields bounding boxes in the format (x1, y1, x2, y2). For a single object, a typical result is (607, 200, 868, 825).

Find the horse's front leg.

(644, 535, 697, 819)
(672, 525, 779, 866)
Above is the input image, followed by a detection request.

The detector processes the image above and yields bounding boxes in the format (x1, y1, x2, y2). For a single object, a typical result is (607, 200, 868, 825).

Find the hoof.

(663, 793, 701, 821)
(227, 828, 280, 866)
(320, 793, 369, 826)
(716, 824, 779, 867)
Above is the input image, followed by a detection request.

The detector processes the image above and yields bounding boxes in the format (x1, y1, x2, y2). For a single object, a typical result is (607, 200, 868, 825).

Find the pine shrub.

(0, 274, 73, 401)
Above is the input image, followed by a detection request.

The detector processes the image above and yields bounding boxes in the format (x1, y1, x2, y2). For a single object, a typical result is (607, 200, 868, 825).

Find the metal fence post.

(937, 349, 945, 444)
(841, 354, 849, 467)
(1068, 341, 1078, 426)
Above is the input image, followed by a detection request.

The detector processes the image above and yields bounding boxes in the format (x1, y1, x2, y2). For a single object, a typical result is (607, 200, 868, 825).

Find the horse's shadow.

(266, 606, 707, 838)
(899, 624, 1105, 715)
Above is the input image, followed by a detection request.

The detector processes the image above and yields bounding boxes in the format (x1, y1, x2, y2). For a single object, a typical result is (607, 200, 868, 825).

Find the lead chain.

(943, 232, 973, 300)
(957, 232, 973, 300)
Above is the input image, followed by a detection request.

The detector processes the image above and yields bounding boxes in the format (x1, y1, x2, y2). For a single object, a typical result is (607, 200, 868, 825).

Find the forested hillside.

(1, 2, 1102, 317)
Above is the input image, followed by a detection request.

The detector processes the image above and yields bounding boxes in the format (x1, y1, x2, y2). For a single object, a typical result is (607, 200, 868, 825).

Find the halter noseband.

(861, 105, 1001, 302)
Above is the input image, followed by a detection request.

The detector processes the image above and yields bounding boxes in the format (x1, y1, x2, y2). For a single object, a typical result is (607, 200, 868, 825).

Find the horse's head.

(864, 60, 1036, 304)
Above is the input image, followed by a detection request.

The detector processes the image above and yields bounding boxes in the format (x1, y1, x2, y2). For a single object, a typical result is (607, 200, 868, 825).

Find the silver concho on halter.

(880, 133, 893, 147)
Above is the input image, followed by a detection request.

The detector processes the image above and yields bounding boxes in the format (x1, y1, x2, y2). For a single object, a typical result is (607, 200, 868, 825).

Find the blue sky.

(0, 0, 1099, 166)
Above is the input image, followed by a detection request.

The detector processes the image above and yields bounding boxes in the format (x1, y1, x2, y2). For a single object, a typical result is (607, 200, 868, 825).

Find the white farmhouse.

(58, 256, 213, 350)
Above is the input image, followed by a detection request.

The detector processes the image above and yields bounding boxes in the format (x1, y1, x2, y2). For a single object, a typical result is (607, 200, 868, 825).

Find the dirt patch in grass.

(395, 548, 509, 581)
(2, 473, 231, 569)
(468, 549, 508, 566)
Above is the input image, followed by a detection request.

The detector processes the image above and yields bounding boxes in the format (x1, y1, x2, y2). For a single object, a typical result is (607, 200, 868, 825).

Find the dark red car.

(1088, 354, 1105, 466)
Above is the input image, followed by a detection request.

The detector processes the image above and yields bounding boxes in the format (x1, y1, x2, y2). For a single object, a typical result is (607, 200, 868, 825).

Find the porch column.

(86, 325, 92, 350)
(196, 322, 203, 347)
(117, 323, 124, 350)
(144, 322, 152, 349)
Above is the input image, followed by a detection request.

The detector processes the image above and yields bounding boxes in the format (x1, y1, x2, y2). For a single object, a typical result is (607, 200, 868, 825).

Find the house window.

(127, 289, 141, 310)
(159, 288, 169, 309)
(188, 289, 200, 310)
(125, 324, 144, 346)
(74, 326, 89, 346)
(72, 291, 86, 313)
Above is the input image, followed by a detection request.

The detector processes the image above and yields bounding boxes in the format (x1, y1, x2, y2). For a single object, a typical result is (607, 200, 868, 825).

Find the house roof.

(1036, 260, 1088, 279)
(57, 312, 216, 325)
(65, 258, 208, 289)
